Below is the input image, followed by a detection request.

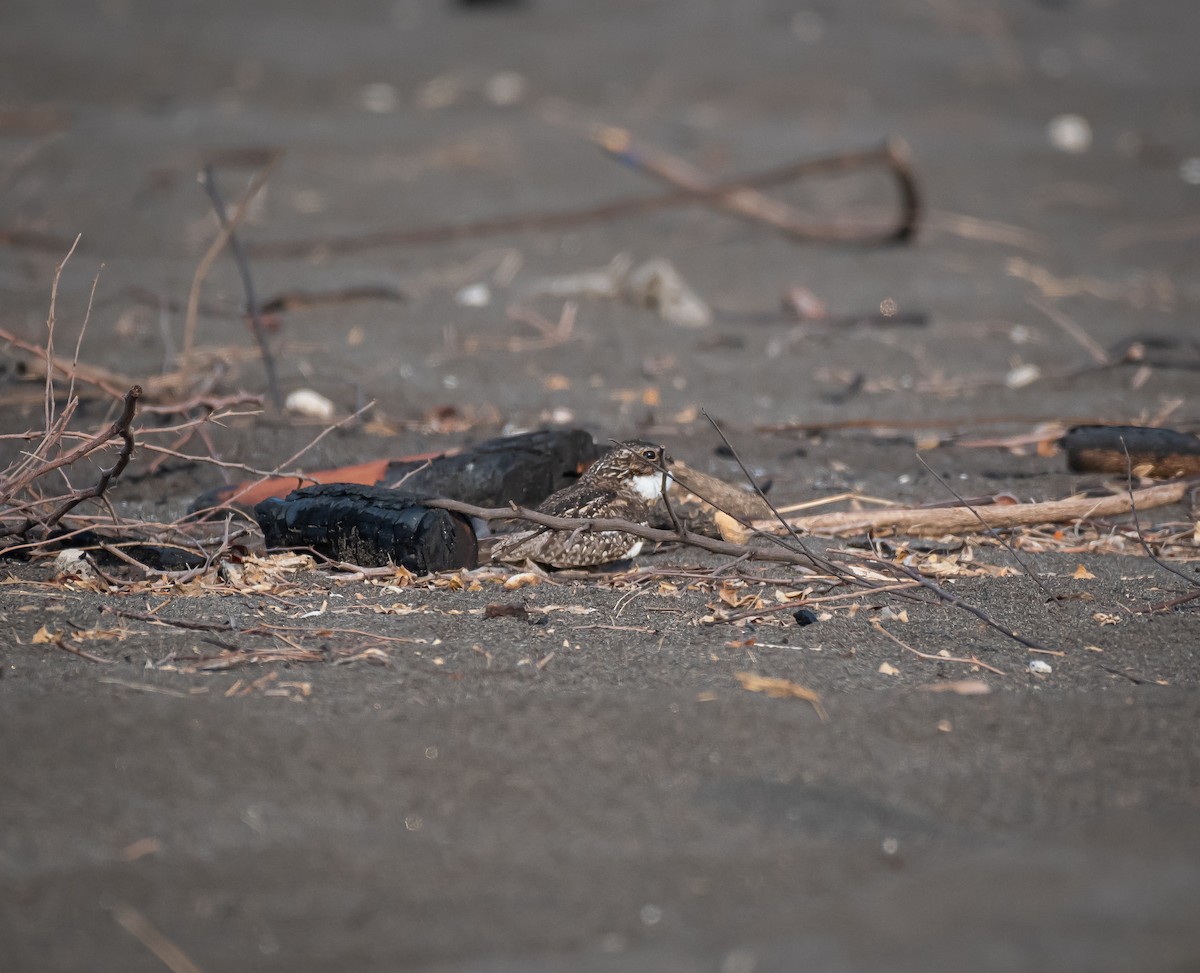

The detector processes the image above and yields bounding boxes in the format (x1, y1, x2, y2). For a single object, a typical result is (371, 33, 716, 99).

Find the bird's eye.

(642, 448, 657, 460)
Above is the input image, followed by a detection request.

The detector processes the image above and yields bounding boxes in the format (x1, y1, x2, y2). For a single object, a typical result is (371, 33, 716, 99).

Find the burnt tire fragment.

(255, 484, 478, 572)
(378, 428, 598, 507)
(191, 428, 598, 512)
(1064, 425, 1200, 479)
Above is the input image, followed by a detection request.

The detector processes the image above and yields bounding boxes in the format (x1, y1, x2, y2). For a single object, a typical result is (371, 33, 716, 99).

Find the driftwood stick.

(780, 480, 1196, 536)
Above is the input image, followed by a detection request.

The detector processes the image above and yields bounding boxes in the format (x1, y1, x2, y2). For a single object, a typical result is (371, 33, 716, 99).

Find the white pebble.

(1179, 158, 1200, 185)
(484, 71, 528, 106)
(359, 82, 398, 114)
(454, 282, 491, 307)
(1047, 114, 1092, 153)
(1005, 363, 1042, 389)
(51, 549, 98, 580)
(1028, 659, 1053, 675)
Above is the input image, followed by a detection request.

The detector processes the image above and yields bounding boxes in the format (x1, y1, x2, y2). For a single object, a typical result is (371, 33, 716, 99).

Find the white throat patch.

(628, 470, 670, 502)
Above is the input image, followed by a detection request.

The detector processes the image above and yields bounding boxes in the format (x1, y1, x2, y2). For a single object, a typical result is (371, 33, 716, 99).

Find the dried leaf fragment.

(503, 572, 541, 590)
(31, 625, 55, 644)
(735, 671, 828, 720)
(714, 511, 750, 544)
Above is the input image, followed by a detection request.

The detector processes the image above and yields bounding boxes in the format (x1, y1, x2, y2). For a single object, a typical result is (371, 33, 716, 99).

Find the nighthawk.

(490, 441, 671, 568)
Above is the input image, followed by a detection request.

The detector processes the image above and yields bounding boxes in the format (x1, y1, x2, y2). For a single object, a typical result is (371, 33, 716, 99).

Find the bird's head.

(588, 440, 672, 501)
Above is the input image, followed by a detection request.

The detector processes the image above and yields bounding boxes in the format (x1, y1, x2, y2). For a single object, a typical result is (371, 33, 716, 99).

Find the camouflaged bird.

(490, 441, 671, 568)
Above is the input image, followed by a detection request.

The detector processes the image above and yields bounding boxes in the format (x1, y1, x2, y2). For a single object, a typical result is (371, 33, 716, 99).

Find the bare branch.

(40, 385, 142, 533)
(201, 165, 283, 411)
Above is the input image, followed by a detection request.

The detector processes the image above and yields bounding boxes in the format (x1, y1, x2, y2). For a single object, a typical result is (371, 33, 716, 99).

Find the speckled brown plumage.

(491, 441, 670, 568)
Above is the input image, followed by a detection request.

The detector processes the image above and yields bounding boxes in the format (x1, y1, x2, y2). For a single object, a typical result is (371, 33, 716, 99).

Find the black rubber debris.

(256, 484, 478, 572)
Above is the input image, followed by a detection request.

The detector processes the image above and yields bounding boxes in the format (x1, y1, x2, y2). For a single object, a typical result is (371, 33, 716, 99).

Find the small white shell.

(454, 282, 491, 307)
(1005, 363, 1042, 389)
(285, 388, 335, 420)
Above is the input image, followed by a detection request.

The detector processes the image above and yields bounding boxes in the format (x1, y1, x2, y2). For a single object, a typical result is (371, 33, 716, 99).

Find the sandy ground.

(2, 1, 1200, 970)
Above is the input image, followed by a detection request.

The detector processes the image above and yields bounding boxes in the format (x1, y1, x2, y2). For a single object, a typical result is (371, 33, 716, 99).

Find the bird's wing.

(538, 485, 646, 520)
(491, 487, 649, 566)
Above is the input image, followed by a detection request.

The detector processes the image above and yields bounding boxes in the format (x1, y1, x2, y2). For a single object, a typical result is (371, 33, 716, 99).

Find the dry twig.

(183, 154, 279, 359)
(870, 618, 1005, 675)
(249, 138, 919, 257)
(200, 164, 283, 410)
(1, 385, 143, 544)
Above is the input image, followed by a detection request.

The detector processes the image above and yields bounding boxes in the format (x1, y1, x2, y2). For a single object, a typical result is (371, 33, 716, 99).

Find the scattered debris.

(484, 602, 545, 624)
(257, 283, 407, 315)
(523, 253, 712, 326)
(781, 286, 827, 320)
(50, 549, 98, 581)
(624, 258, 712, 327)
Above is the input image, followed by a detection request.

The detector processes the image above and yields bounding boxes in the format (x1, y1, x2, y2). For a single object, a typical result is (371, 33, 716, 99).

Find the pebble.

(484, 71, 528, 106)
(455, 282, 491, 307)
(1005, 363, 1041, 389)
(1047, 113, 1092, 153)
(359, 82, 398, 114)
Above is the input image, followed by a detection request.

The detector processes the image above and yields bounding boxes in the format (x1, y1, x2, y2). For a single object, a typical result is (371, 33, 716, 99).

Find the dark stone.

(793, 608, 819, 627)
